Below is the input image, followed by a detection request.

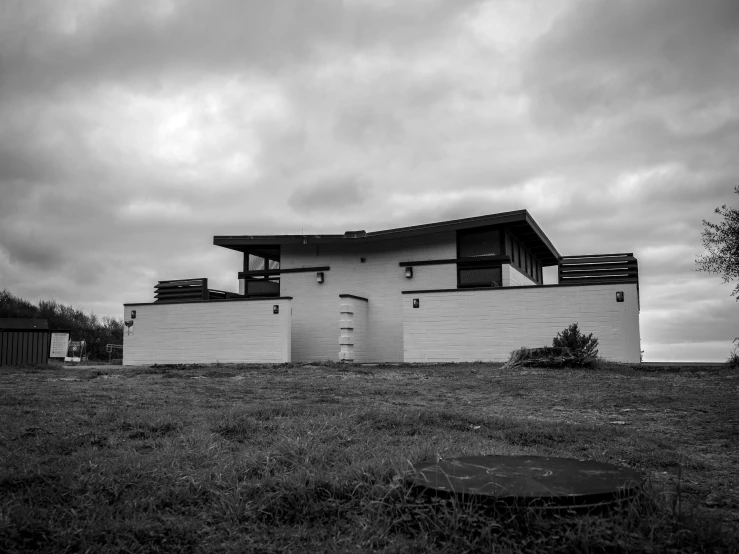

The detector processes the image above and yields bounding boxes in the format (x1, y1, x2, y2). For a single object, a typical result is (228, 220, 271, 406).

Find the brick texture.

(502, 263, 537, 287)
(403, 284, 640, 363)
(122, 299, 291, 365)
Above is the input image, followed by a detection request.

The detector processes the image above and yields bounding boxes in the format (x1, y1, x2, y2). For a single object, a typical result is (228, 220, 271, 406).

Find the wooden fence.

(154, 278, 245, 303)
(558, 253, 639, 286)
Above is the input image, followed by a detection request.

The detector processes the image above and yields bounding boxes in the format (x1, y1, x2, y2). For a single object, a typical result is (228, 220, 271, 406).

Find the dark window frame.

(455, 227, 506, 289)
(506, 230, 544, 285)
(457, 227, 504, 258)
(243, 247, 281, 298)
(457, 262, 503, 288)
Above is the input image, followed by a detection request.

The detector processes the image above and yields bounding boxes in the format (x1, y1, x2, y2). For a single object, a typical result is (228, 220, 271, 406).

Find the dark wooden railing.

(154, 279, 245, 303)
(558, 253, 638, 286)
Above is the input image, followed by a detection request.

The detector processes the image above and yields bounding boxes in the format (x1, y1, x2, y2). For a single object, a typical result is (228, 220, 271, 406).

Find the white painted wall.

(122, 298, 292, 365)
(502, 264, 537, 287)
(403, 283, 640, 363)
(280, 232, 457, 362)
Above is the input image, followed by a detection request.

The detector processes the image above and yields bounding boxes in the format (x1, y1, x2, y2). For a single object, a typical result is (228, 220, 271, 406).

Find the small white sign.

(50, 333, 69, 358)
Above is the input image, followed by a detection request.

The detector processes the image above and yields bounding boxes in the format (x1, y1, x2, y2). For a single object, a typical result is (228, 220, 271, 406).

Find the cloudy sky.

(1, 0, 737, 361)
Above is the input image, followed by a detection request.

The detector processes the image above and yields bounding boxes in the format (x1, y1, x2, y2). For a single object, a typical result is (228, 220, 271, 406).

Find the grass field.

(1, 362, 737, 553)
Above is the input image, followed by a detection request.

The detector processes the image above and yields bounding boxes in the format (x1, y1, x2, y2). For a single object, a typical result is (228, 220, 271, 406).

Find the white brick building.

(123, 210, 641, 365)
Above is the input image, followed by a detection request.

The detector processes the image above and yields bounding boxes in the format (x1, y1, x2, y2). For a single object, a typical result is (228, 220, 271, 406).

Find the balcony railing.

(558, 254, 638, 286)
(154, 278, 245, 303)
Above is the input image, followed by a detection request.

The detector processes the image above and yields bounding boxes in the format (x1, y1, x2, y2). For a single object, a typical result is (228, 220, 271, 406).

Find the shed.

(0, 319, 69, 366)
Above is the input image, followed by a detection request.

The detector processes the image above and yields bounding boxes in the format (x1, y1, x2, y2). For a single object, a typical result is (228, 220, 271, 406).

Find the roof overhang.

(214, 209, 561, 265)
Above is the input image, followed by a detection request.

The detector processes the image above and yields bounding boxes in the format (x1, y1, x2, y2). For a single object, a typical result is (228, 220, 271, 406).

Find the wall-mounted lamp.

(405, 267, 413, 279)
(616, 291, 624, 303)
(317, 272, 324, 284)
(130, 310, 136, 319)
(412, 298, 420, 308)
(273, 305, 279, 314)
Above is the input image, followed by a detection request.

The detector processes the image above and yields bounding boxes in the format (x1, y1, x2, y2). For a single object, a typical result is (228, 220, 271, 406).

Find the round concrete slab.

(407, 455, 643, 506)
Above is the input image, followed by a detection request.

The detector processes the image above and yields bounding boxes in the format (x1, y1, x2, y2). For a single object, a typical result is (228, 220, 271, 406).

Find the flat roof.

(214, 209, 561, 265)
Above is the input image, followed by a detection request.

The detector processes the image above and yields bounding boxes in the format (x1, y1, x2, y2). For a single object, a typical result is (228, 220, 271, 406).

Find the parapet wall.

(402, 283, 640, 363)
(122, 298, 292, 365)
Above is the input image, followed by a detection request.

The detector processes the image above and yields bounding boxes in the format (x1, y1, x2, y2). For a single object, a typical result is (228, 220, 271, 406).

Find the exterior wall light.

(273, 305, 279, 314)
(616, 291, 624, 302)
(317, 272, 324, 284)
(405, 267, 413, 279)
(413, 298, 420, 308)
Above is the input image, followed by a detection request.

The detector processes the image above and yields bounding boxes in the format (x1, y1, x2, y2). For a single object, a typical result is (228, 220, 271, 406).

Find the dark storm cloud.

(525, 0, 739, 125)
(0, 0, 481, 97)
(0, 228, 65, 271)
(288, 175, 372, 213)
(518, 0, 739, 288)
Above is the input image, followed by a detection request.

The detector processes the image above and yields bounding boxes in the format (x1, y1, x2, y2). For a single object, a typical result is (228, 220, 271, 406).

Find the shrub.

(552, 322, 599, 359)
(502, 323, 600, 369)
(502, 346, 577, 369)
(728, 339, 739, 369)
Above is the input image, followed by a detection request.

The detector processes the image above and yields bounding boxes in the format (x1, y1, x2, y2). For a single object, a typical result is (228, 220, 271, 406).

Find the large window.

(248, 254, 279, 271)
(243, 248, 281, 297)
(457, 228, 503, 288)
(458, 229, 501, 258)
(245, 279, 280, 296)
(458, 265, 502, 288)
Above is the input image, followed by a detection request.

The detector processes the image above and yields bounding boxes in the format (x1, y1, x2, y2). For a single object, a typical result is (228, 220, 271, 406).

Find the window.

(458, 229, 501, 258)
(517, 242, 522, 269)
(248, 254, 265, 271)
(458, 265, 502, 288)
(245, 279, 280, 296)
(456, 228, 504, 288)
(244, 248, 281, 297)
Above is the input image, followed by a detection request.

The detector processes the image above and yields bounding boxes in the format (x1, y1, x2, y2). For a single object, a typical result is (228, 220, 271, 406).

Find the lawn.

(1, 362, 737, 553)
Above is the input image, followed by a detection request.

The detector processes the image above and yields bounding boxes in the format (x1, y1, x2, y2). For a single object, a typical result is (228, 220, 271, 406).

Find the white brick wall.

(502, 263, 536, 287)
(280, 232, 457, 362)
(403, 283, 640, 363)
(122, 298, 292, 365)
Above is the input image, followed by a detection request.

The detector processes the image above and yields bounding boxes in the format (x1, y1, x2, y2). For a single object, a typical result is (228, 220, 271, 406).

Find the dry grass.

(1, 361, 737, 552)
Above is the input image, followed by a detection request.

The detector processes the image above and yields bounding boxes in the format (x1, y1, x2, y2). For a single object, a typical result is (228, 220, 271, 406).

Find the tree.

(696, 186, 739, 300)
(0, 289, 124, 360)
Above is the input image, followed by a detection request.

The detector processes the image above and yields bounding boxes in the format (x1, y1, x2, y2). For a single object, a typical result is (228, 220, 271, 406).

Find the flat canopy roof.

(214, 209, 561, 265)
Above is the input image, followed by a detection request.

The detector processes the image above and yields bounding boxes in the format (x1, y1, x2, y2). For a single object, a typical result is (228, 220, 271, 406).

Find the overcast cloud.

(1, 0, 737, 361)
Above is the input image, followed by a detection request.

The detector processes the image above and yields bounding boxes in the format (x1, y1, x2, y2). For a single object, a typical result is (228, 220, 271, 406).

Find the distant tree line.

(0, 289, 123, 361)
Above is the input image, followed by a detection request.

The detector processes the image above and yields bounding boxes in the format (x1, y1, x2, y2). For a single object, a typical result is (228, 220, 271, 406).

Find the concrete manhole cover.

(407, 455, 643, 507)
